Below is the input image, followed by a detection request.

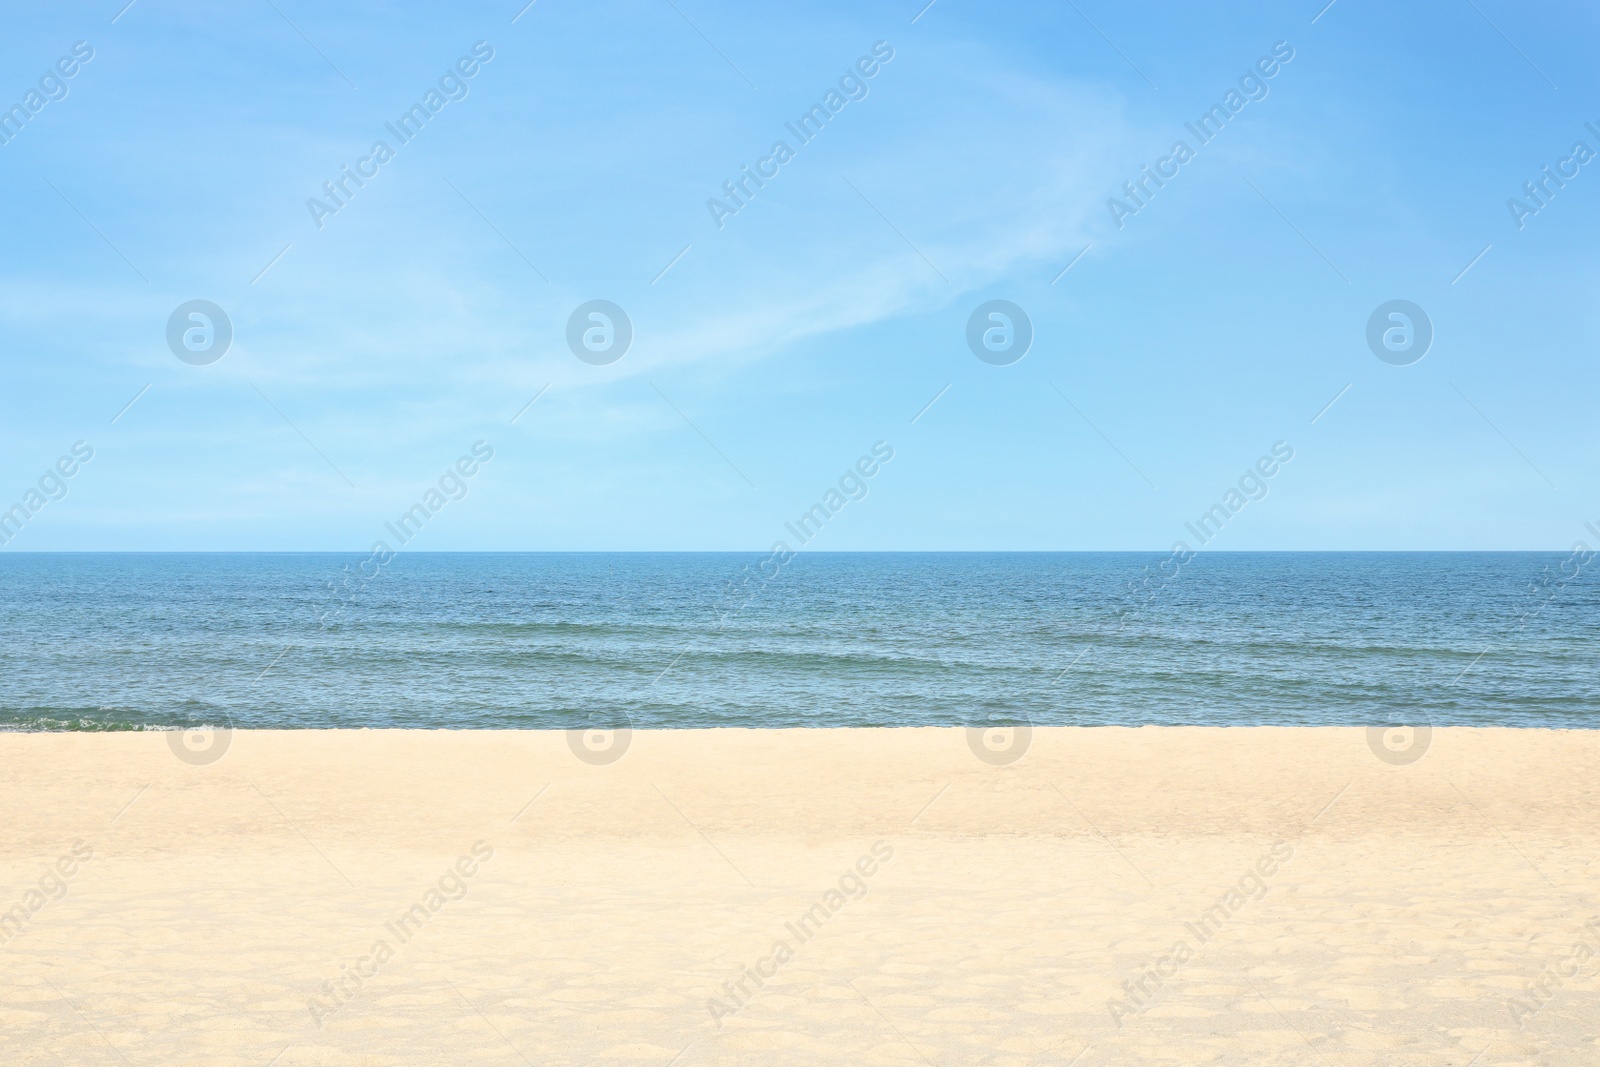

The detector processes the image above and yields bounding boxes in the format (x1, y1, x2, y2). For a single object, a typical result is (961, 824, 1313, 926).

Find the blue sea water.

(0, 553, 1594, 730)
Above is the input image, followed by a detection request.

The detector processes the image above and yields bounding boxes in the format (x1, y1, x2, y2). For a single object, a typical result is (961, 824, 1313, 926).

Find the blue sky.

(1, 0, 1597, 550)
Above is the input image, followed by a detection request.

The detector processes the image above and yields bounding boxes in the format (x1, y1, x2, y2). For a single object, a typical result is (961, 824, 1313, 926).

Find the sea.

(0, 552, 1594, 730)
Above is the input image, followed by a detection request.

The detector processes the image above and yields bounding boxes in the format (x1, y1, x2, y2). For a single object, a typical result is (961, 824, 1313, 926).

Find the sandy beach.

(1, 726, 1595, 1065)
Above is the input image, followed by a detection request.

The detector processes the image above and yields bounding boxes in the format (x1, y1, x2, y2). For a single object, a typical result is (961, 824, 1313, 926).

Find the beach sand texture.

(1, 726, 1595, 1065)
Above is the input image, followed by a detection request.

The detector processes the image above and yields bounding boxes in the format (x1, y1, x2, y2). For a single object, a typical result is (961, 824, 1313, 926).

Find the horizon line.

(0, 549, 1580, 556)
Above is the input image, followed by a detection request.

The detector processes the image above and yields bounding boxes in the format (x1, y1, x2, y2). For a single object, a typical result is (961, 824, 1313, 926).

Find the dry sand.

(1, 726, 1596, 1066)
